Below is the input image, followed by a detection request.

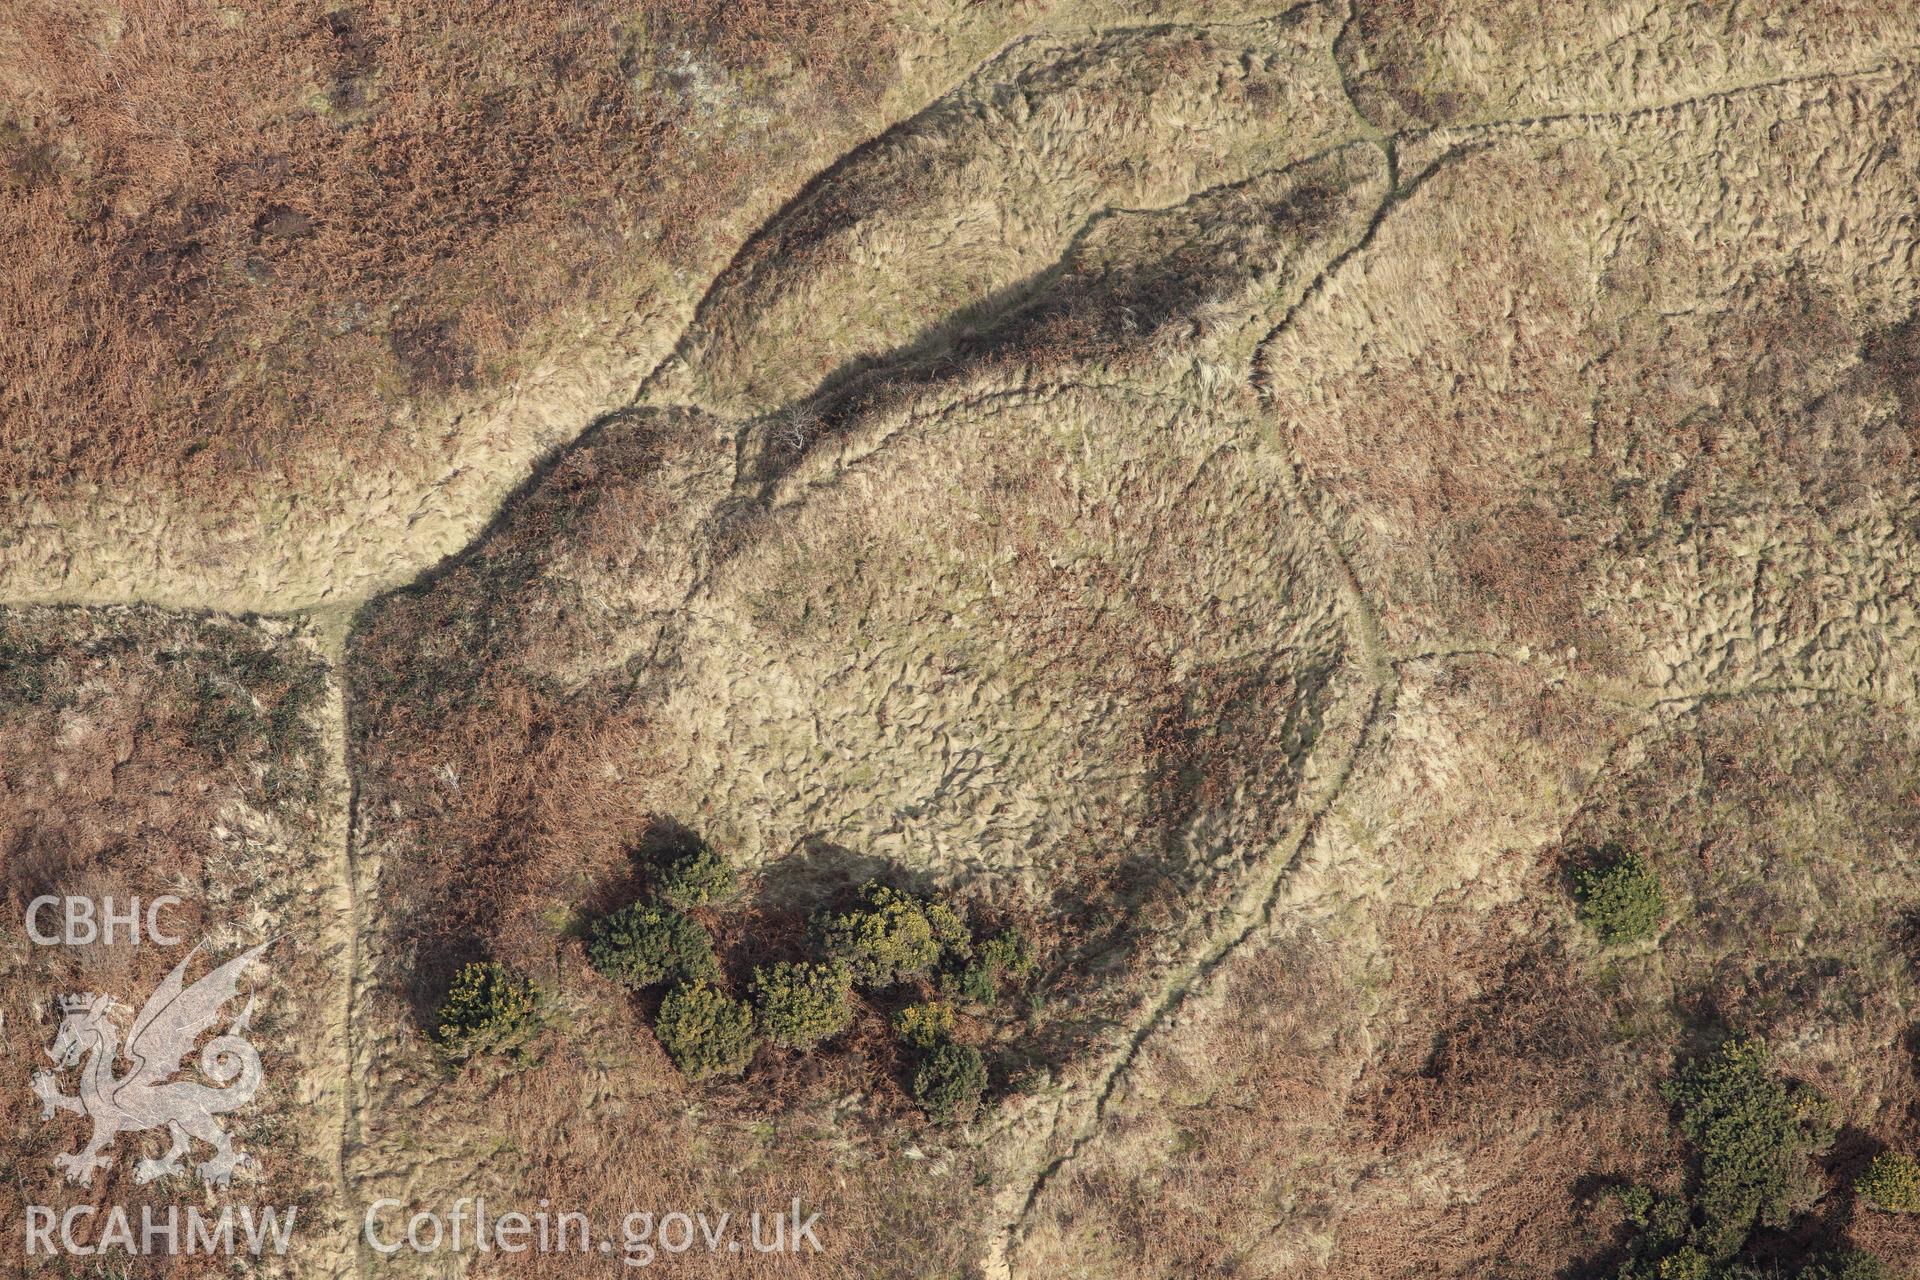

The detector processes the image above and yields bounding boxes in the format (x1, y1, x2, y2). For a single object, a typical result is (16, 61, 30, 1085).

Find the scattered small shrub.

(926, 899, 972, 958)
(654, 834, 738, 908)
(1616, 1184, 1693, 1252)
(655, 982, 759, 1078)
(436, 962, 542, 1057)
(587, 902, 719, 989)
(1609, 1037, 1838, 1276)
(1855, 1151, 1920, 1213)
(1801, 1251, 1894, 1280)
(912, 1042, 986, 1123)
(1620, 1244, 1711, 1280)
(1661, 1036, 1830, 1259)
(981, 929, 1035, 979)
(751, 960, 853, 1049)
(1575, 848, 1667, 944)
(946, 928, 1036, 1005)
(893, 1001, 956, 1051)
(814, 881, 958, 987)
(948, 963, 999, 1006)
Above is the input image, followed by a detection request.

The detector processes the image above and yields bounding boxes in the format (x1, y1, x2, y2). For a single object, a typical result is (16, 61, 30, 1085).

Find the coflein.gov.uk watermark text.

(365, 1197, 825, 1267)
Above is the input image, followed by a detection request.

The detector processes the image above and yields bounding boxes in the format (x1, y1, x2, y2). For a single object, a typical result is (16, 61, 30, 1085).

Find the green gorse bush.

(751, 960, 853, 1049)
(436, 962, 542, 1057)
(813, 881, 954, 987)
(654, 835, 737, 908)
(912, 1041, 987, 1123)
(946, 928, 1036, 1005)
(587, 901, 719, 989)
(655, 982, 759, 1078)
(892, 1001, 956, 1051)
(1663, 1036, 1828, 1258)
(1855, 1151, 1920, 1213)
(1575, 848, 1667, 944)
(1800, 1251, 1894, 1280)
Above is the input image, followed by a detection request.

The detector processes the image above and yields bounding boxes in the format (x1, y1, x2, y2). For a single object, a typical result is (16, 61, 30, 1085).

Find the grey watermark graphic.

(34, 941, 269, 1187)
(18, 900, 824, 1269)
(22, 900, 298, 1261)
(364, 1197, 826, 1268)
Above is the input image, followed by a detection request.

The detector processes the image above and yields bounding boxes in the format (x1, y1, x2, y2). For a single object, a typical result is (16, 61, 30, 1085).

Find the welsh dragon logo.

(32, 941, 269, 1187)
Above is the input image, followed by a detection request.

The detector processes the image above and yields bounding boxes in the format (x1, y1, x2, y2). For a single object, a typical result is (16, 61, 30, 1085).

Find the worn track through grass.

(7, 10, 1920, 1278)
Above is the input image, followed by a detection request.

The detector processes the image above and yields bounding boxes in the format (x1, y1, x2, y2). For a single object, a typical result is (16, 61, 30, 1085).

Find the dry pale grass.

(346, 312, 1349, 1051)
(1346, 0, 1918, 126)
(345, 417, 685, 1001)
(1019, 934, 1362, 1278)
(679, 49, 1375, 418)
(0, 0, 894, 496)
(381, 989, 995, 1279)
(0, 608, 339, 1277)
(1267, 93, 1920, 689)
(1346, 697, 1920, 1278)
(1323, 694, 1920, 1277)
(1016, 658, 1920, 1279)
(341, 189, 1374, 1273)
(1331, 901, 1678, 1279)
